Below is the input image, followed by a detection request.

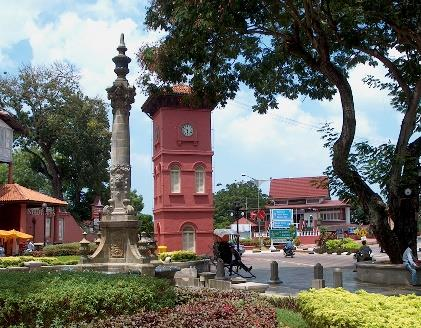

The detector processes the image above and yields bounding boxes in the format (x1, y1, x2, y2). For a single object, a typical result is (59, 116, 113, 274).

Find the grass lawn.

(276, 308, 309, 328)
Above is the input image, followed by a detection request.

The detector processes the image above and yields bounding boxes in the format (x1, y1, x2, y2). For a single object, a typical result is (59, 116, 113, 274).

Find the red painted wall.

(151, 106, 214, 255)
(25, 207, 83, 244)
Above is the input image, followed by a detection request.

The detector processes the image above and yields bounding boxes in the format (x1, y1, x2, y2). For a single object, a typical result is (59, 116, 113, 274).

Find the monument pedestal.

(89, 220, 150, 264)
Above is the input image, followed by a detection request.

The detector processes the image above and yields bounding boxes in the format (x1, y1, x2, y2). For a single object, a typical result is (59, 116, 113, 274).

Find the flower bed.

(298, 288, 421, 327)
(88, 289, 279, 328)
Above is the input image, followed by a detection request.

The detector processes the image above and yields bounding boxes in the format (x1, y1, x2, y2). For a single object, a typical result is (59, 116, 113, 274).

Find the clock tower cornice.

(142, 90, 215, 117)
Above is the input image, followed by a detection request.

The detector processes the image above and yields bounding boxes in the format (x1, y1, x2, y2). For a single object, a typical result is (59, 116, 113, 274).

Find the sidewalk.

(240, 243, 421, 297)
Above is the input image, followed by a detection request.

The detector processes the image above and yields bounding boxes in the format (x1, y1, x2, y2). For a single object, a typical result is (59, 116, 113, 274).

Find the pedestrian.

(24, 240, 35, 254)
(356, 240, 372, 262)
(0, 243, 5, 257)
(402, 240, 420, 286)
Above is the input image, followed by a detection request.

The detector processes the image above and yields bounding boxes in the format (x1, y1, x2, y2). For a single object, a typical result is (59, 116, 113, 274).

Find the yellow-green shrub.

(0, 256, 78, 267)
(298, 288, 421, 328)
(325, 238, 360, 253)
(159, 250, 197, 262)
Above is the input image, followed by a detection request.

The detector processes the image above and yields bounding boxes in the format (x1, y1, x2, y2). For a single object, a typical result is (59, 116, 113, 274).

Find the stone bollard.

(314, 263, 323, 279)
(311, 263, 325, 289)
(333, 268, 343, 287)
(79, 231, 90, 264)
(215, 258, 226, 280)
(268, 261, 282, 285)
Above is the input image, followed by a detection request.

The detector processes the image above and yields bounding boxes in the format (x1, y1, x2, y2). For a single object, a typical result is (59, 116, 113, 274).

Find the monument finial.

(112, 33, 130, 82)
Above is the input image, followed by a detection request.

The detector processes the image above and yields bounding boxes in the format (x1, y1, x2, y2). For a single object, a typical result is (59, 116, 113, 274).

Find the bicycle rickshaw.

(212, 229, 255, 278)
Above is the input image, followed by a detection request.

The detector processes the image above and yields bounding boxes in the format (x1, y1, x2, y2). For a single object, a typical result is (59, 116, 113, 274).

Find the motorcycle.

(283, 246, 295, 258)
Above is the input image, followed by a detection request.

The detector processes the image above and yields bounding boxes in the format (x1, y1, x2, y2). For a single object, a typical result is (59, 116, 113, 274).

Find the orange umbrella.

(0, 230, 13, 238)
(9, 229, 33, 240)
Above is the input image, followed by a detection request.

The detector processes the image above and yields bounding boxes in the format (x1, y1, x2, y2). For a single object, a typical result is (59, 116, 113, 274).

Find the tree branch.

(356, 46, 411, 99)
(23, 146, 52, 180)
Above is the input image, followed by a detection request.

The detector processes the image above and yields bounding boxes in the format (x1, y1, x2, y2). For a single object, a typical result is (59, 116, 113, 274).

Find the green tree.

(214, 181, 268, 229)
(129, 189, 154, 236)
(0, 63, 111, 221)
(139, 1, 420, 263)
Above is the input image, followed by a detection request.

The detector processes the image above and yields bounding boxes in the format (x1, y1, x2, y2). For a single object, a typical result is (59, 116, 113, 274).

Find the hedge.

(298, 288, 421, 328)
(0, 271, 176, 327)
(159, 250, 197, 262)
(42, 242, 96, 257)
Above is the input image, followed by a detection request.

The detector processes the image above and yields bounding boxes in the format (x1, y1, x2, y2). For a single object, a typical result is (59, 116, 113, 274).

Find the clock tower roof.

(142, 85, 215, 118)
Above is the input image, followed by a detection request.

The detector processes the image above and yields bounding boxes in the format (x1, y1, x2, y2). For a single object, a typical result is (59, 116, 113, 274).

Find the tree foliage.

(214, 181, 268, 229)
(129, 189, 154, 236)
(0, 149, 51, 193)
(0, 63, 111, 221)
(139, 0, 421, 263)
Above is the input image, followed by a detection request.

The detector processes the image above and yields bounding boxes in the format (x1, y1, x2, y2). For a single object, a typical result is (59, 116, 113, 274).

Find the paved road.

(229, 245, 421, 296)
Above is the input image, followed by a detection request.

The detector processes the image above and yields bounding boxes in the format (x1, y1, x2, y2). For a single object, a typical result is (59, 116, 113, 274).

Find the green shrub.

(298, 288, 421, 328)
(0, 271, 176, 327)
(159, 250, 197, 262)
(241, 238, 259, 246)
(42, 242, 96, 256)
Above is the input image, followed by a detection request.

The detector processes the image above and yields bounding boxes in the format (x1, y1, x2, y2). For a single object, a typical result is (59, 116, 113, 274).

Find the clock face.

(181, 123, 194, 137)
(404, 188, 412, 196)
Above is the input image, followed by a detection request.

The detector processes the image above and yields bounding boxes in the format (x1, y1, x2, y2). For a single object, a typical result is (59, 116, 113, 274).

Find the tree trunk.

(41, 145, 63, 200)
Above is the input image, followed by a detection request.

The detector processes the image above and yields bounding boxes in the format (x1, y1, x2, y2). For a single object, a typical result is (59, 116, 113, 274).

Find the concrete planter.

(356, 261, 421, 286)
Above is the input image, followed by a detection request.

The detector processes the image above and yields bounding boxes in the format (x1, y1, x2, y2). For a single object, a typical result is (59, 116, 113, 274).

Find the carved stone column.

(88, 34, 151, 267)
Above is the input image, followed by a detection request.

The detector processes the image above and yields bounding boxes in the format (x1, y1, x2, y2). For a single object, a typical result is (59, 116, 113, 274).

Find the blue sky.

(0, 0, 403, 214)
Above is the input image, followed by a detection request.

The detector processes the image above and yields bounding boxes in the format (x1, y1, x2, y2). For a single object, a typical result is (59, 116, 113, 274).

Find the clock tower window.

(182, 225, 195, 251)
(170, 165, 181, 193)
(195, 165, 205, 193)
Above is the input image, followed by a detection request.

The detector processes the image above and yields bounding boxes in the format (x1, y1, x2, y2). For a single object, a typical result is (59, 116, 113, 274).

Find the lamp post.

(42, 203, 47, 245)
(241, 174, 271, 250)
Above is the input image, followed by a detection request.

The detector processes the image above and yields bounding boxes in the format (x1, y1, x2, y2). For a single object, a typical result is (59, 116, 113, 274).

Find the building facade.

(267, 176, 351, 243)
(142, 86, 214, 254)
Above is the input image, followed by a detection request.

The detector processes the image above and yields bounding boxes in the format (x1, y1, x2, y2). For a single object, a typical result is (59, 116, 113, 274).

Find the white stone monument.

(84, 34, 153, 274)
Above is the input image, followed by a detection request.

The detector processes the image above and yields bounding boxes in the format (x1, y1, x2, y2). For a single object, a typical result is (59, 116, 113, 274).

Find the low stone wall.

(356, 262, 421, 286)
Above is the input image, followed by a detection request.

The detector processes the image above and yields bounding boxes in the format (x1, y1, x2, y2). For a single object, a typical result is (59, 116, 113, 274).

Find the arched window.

(182, 225, 195, 251)
(195, 165, 205, 193)
(170, 165, 181, 193)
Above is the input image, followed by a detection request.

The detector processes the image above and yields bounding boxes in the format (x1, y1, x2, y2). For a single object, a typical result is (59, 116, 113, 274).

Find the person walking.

(403, 240, 420, 286)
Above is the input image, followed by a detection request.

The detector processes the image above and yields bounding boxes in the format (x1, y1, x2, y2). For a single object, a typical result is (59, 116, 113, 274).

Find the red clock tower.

(142, 86, 214, 254)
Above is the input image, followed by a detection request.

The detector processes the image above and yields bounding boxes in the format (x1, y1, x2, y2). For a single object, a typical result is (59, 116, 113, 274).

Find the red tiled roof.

(270, 176, 329, 199)
(172, 84, 192, 94)
(0, 184, 67, 206)
(266, 199, 349, 209)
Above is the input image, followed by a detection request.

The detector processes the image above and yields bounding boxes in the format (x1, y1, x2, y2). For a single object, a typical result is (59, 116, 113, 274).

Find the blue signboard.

(272, 220, 292, 229)
(270, 209, 293, 229)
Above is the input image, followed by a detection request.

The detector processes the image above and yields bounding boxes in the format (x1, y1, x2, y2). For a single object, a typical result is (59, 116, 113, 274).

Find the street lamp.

(42, 203, 47, 245)
(241, 174, 271, 250)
